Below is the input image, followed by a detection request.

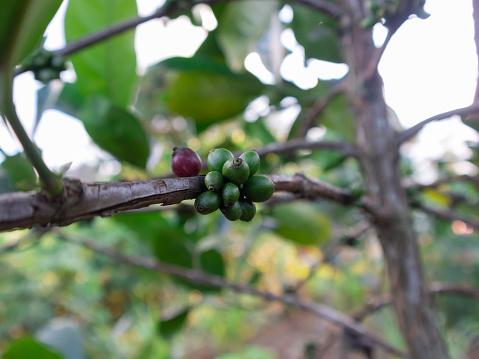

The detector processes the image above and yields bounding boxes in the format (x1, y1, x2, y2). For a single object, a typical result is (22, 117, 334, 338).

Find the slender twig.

(365, 26, 394, 80)
(255, 139, 357, 158)
(416, 204, 479, 230)
(398, 103, 479, 144)
(0, 70, 62, 195)
(353, 283, 479, 321)
(54, 229, 407, 358)
(295, 83, 347, 138)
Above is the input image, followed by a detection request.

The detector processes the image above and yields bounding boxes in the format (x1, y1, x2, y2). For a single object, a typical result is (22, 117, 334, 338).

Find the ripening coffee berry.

(195, 191, 221, 215)
(205, 171, 223, 192)
(239, 199, 256, 222)
(240, 151, 260, 177)
(222, 158, 250, 185)
(171, 147, 202, 177)
(207, 148, 234, 173)
(221, 201, 243, 221)
(242, 175, 275, 202)
(222, 182, 240, 206)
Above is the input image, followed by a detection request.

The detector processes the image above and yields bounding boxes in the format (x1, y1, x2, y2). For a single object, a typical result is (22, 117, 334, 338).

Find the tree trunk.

(341, 2, 450, 358)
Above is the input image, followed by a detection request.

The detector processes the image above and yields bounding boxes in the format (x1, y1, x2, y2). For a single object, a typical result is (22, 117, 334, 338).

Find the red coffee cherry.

(171, 147, 202, 177)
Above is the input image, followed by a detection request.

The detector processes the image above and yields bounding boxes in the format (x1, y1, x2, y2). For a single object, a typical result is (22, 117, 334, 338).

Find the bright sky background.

(1, 0, 478, 183)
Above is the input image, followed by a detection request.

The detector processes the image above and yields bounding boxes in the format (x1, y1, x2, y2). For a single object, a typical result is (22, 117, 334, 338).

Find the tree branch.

(0, 173, 363, 232)
(353, 283, 479, 321)
(54, 229, 406, 358)
(416, 204, 479, 230)
(397, 103, 479, 144)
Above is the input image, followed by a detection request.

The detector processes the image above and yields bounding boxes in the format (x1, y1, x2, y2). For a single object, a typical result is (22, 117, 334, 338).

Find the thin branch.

(54, 229, 407, 358)
(295, 83, 347, 138)
(255, 139, 357, 158)
(285, 0, 343, 18)
(365, 26, 394, 81)
(397, 103, 479, 144)
(353, 283, 479, 321)
(417, 204, 479, 230)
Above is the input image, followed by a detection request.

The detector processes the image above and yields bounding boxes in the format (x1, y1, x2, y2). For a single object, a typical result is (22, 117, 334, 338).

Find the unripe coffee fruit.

(239, 199, 256, 222)
(240, 151, 260, 176)
(195, 191, 221, 214)
(222, 158, 250, 185)
(222, 182, 240, 206)
(221, 201, 243, 221)
(207, 148, 233, 173)
(205, 171, 223, 192)
(242, 175, 275, 202)
(171, 147, 202, 177)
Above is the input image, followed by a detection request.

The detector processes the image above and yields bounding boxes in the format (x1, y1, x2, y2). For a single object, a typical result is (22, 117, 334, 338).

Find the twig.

(295, 83, 347, 138)
(353, 283, 479, 321)
(416, 204, 479, 230)
(397, 103, 479, 144)
(365, 27, 394, 81)
(54, 229, 407, 358)
(285, 0, 343, 18)
(255, 140, 357, 158)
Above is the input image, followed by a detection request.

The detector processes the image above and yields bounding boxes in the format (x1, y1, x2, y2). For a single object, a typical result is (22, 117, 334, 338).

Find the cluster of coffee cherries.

(171, 147, 274, 221)
(196, 149, 274, 221)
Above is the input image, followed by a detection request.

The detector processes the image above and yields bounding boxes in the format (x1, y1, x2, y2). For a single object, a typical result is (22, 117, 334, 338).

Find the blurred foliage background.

(1, 0, 479, 358)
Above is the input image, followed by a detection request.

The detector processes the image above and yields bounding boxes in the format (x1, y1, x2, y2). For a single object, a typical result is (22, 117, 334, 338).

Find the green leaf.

(79, 95, 149, 168)
(216, 1, 279, 72)
(65, 0, 138, 107)
(320, 94, 356, 142)
(290, 4, 342, 63)
(142, 57, 264, 126)
(200, 249, 225, 278)
(158, 307, 190, 339)
(269, 202, 332, 246)
(0, 0, 62, 66)
(3, 337, 63, 359)
(1, 153, 38, 191)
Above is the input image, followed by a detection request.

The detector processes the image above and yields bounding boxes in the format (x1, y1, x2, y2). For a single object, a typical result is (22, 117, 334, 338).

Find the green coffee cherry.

(207, 148, 234, 172)
(239, 199, 256, 222)
(240, 151, 260, 176)
(221, 201, 243, 221)
(242, 175, 275, 202)
(205, 171, 223, 192)
(222, 158, 250, 185)
(194, 191, 221, 215)
(222, 182, 240, 206)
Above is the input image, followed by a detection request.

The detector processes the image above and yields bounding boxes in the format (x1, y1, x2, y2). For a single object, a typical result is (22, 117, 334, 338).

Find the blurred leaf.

(140, 57, 264, 127)
(200, 249, 225, 278)
(0, 0, 62, 66)
(269, 202, 332, 246)
(244, 118, 277, 145)
(36, 83, 84, 128)
(421, 189, 452, 208)
(290, 3, 342, 63)
(1, 153, 38, 191)
(65, 0, 138, 107)
(158, 307, 190, 339)
(79, 95, 149, 168)
(215, 346, 275, 359)
(462, 115, 479, 133)
(321, 94, 355, 142)
(216, 1, 279, 72)
(3, 337, 63, 359)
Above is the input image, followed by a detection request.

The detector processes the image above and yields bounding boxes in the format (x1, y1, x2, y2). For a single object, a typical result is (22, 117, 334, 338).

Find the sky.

(1, 0, 478, 183)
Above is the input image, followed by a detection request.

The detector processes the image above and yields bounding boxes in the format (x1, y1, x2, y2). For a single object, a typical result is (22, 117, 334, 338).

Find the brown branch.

(295, 83, 347, 138)
(255, 139, 357, 158)
(0, 173, 364, 232)
(54, 229, 406, 358)
(397, 103, 479, 144)
(353, 283, 479, 321)
(417, 204, 479, 230)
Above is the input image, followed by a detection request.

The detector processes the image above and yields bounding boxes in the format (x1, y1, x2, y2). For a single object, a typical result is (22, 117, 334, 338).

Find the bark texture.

(341, 1, 450, 357)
